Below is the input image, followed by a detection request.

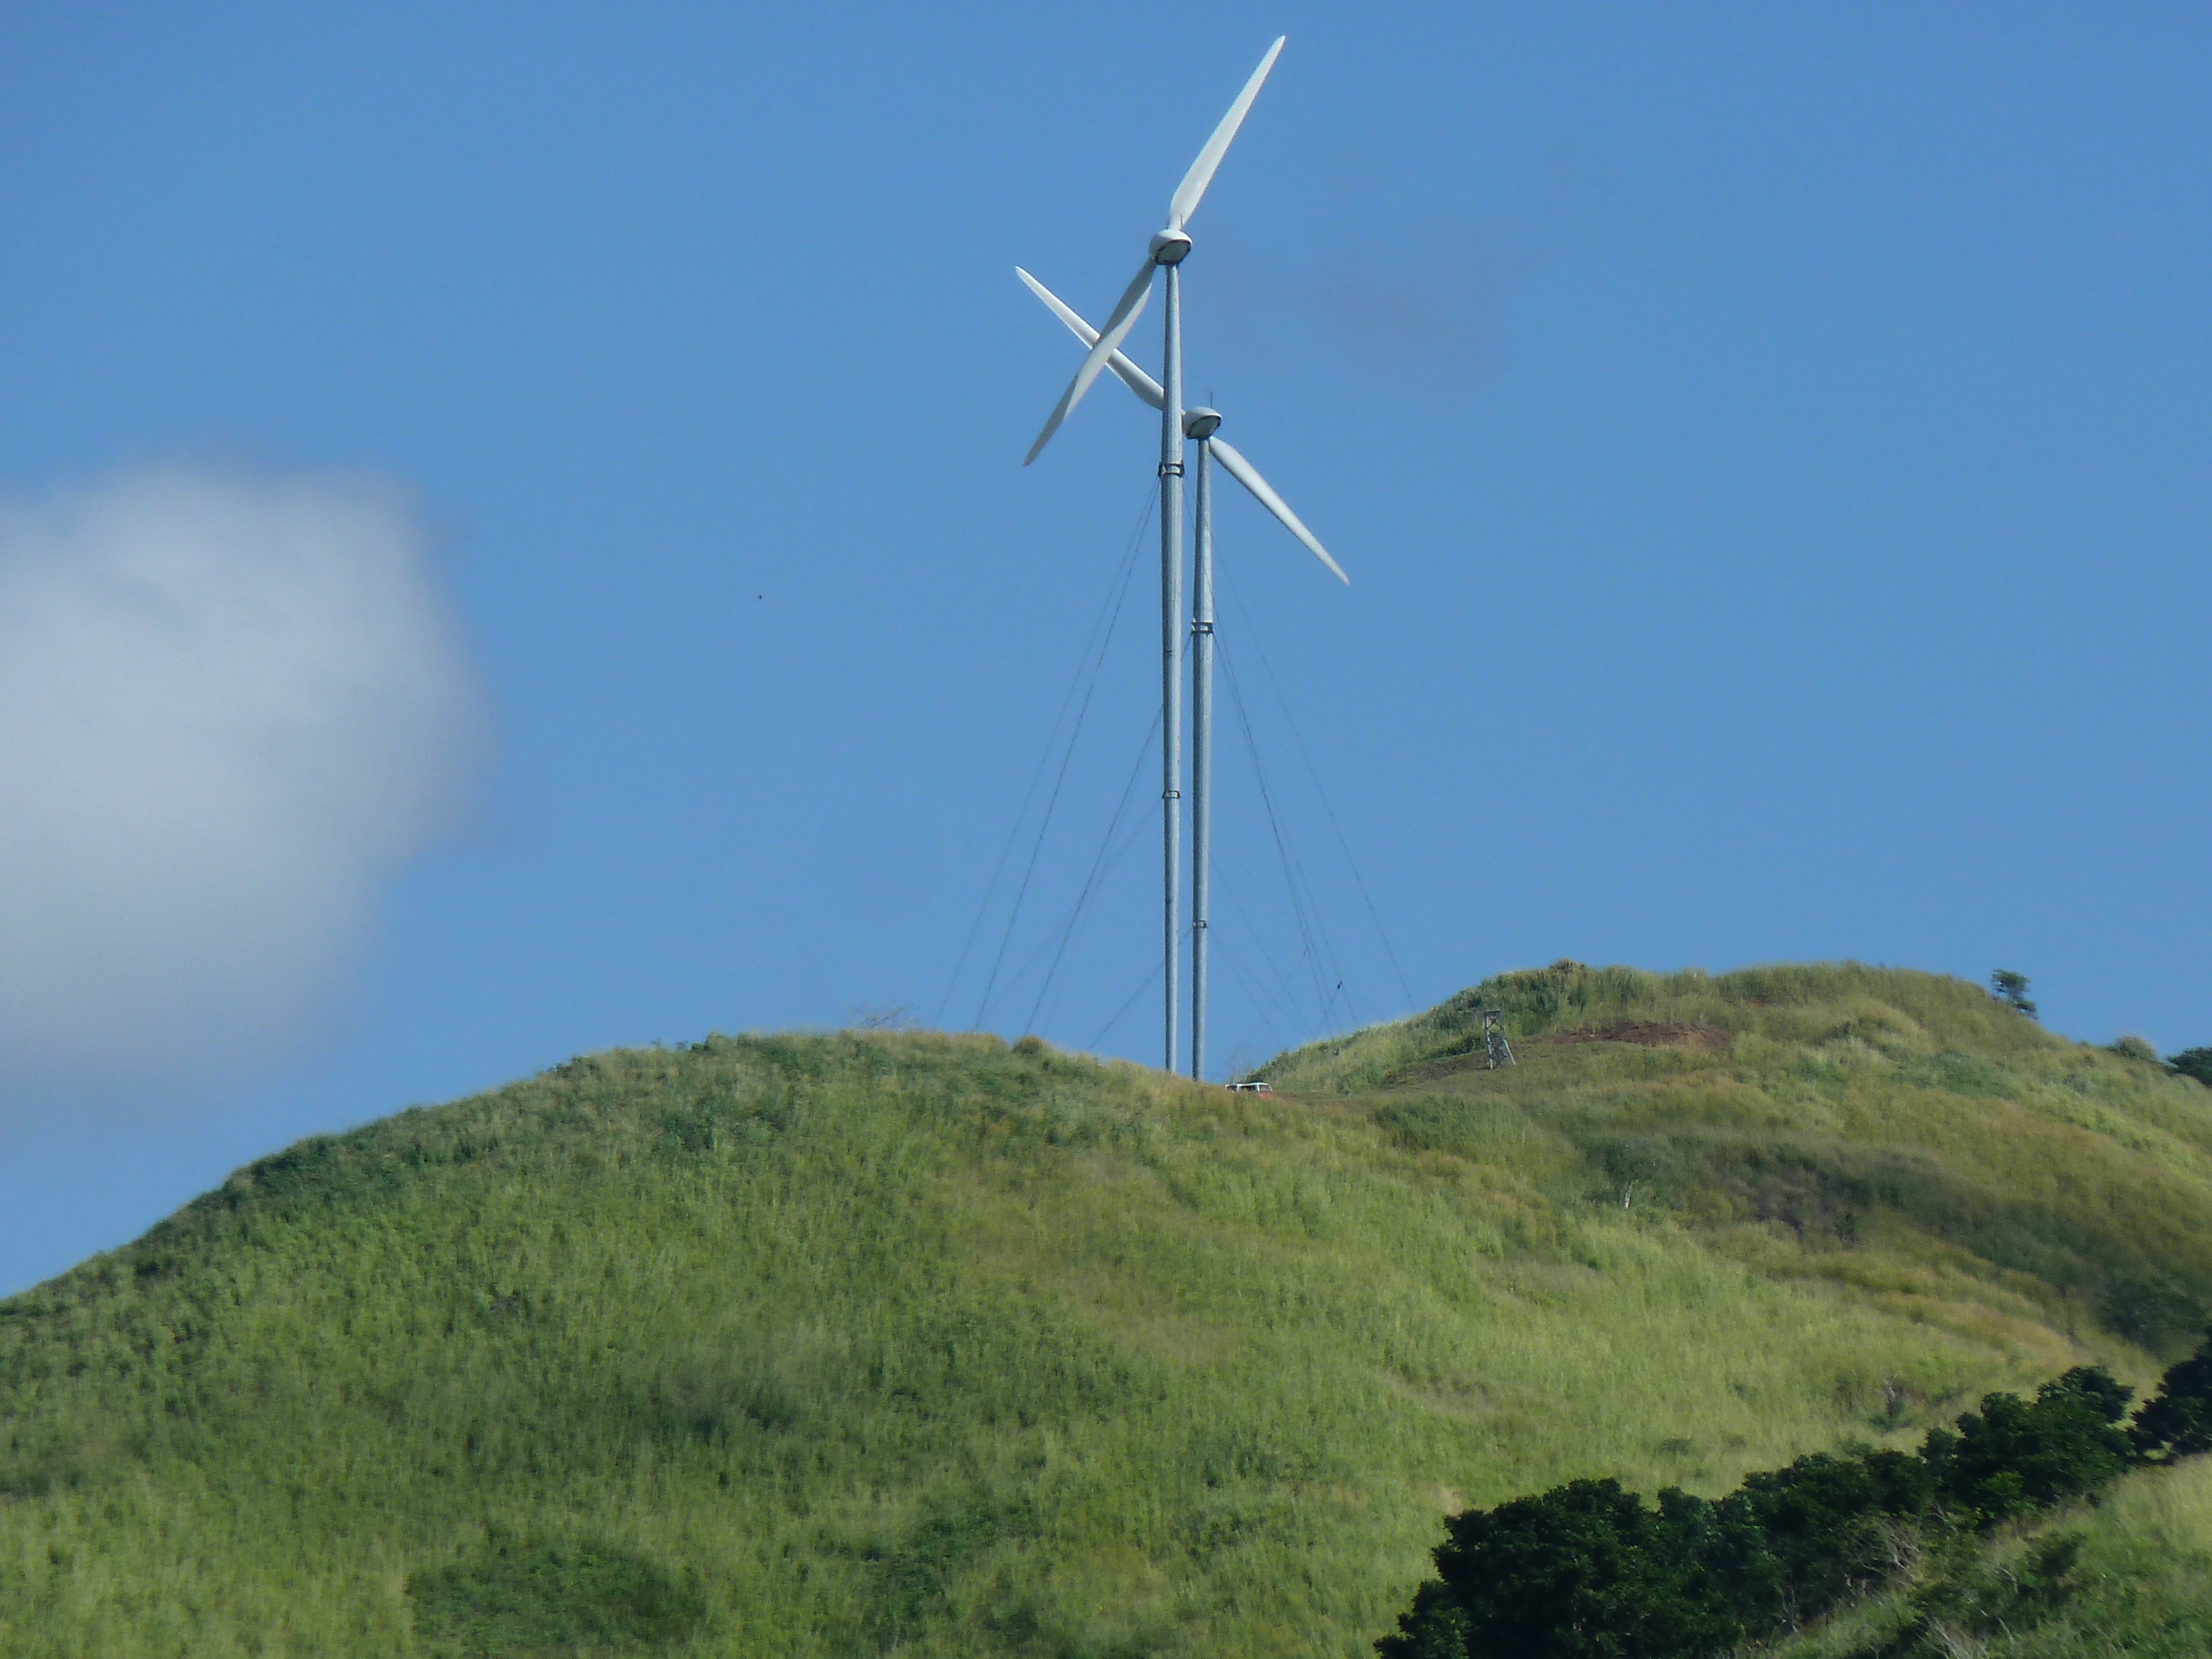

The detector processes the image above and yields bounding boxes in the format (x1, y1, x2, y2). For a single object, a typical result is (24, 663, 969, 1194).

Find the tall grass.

(1268, 962, 2212, 1359)
(1752, 1457, 2212, 1657)
(2, 964, 2209, 1655)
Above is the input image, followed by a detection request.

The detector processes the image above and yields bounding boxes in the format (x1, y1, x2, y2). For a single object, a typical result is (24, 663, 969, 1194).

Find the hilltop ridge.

(1263, 961, 2212, 1361)
(3, 962, 2210, 1656)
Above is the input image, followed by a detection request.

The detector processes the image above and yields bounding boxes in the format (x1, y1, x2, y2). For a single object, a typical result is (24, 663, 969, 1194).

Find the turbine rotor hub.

(1150, 228, 1193, 265)
(1183, 408, 1222, 439)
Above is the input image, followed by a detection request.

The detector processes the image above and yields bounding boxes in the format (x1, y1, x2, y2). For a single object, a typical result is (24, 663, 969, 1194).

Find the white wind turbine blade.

(1016, 267, 1165, 410)
(1168, 36, 1285, 231)
(1209, 436, 1349, 584)
(1024, 258, 1156, 465)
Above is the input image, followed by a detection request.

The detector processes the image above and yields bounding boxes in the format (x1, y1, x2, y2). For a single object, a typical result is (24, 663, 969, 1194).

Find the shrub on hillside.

(1376, 1363, 2166, 1659)
(1375, 1478, 1745, 1659)
(1719, 1447, 1935, 1624)
(1898, 1531, 2085, 1654)
(1989, 971, 2037, 1020)
(1927, 1368, 2133, 1522)
(2131, 1328, 2212, 1459)
(2167, 1047, 2212, 1087)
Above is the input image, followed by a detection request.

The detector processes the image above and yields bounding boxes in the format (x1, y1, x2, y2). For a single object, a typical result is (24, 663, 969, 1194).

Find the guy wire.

(964, 481, 1156, 1029)
(1217, 560, 1415, 1011)
(1216, 630, 1346, 1032)
(1028, 710, 1162, 1035)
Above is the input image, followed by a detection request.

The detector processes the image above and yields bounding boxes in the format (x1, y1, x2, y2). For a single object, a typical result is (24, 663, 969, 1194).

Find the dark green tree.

(2166, 1047, 2212, 1087)
(1376, 1478, 1743, 1659)
(1989, 971, 2038, 1020)
(1718, 1447, 1934, 1629)
(2132, 1328, 2212, 1459)
(1376, 1578, 1472, 1659)
(1935, 1368, 2132, 1522)
(1374, 1353, 2212, 1659)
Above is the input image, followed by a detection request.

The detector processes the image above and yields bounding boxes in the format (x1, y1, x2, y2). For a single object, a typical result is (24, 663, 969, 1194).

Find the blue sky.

(3, 4, 2208, 1295)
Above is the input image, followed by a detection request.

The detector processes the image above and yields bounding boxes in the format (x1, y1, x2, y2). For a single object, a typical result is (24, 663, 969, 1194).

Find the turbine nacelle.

(1022, 36, 1284, 467)
(1018, 270, 1347, 587)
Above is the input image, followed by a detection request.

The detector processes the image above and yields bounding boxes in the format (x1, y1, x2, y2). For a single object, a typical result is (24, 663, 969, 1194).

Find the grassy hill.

(3, 962, 2210, 1656)
(1748, 1452, 2212, 1657)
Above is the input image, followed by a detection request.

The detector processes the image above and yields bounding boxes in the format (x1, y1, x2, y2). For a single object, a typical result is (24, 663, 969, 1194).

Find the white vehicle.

(1229, 1080, 1273, 1094)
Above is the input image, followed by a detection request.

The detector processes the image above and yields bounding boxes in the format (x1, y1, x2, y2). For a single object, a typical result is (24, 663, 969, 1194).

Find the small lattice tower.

(1483, 1008, 1516, 1070)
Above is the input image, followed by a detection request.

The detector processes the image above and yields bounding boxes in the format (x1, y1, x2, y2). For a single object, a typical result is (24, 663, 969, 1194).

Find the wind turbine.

(1016, 114, 1346, 1082)
(1022, 36, 1291, 1076)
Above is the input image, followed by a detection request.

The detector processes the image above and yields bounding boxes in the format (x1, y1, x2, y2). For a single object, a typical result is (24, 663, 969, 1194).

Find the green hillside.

(1748, 1453, 2212, 1657)
(3, 963, 2210, 1656)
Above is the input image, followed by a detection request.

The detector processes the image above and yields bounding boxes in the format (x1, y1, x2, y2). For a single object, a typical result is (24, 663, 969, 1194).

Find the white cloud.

(0, 464, 492, 1092)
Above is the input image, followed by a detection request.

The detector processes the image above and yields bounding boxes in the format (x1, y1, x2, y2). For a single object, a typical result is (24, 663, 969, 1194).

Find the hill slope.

(1749, 1453, 2212, 1657)
(4, 963, 2210, 1657)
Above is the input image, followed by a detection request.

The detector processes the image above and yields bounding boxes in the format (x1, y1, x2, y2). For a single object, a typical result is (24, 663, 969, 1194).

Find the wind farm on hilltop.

(1010, 36, 1352, 1084)
(6, 13, 2212, 1659)
(11, 965, 2212, 1656)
